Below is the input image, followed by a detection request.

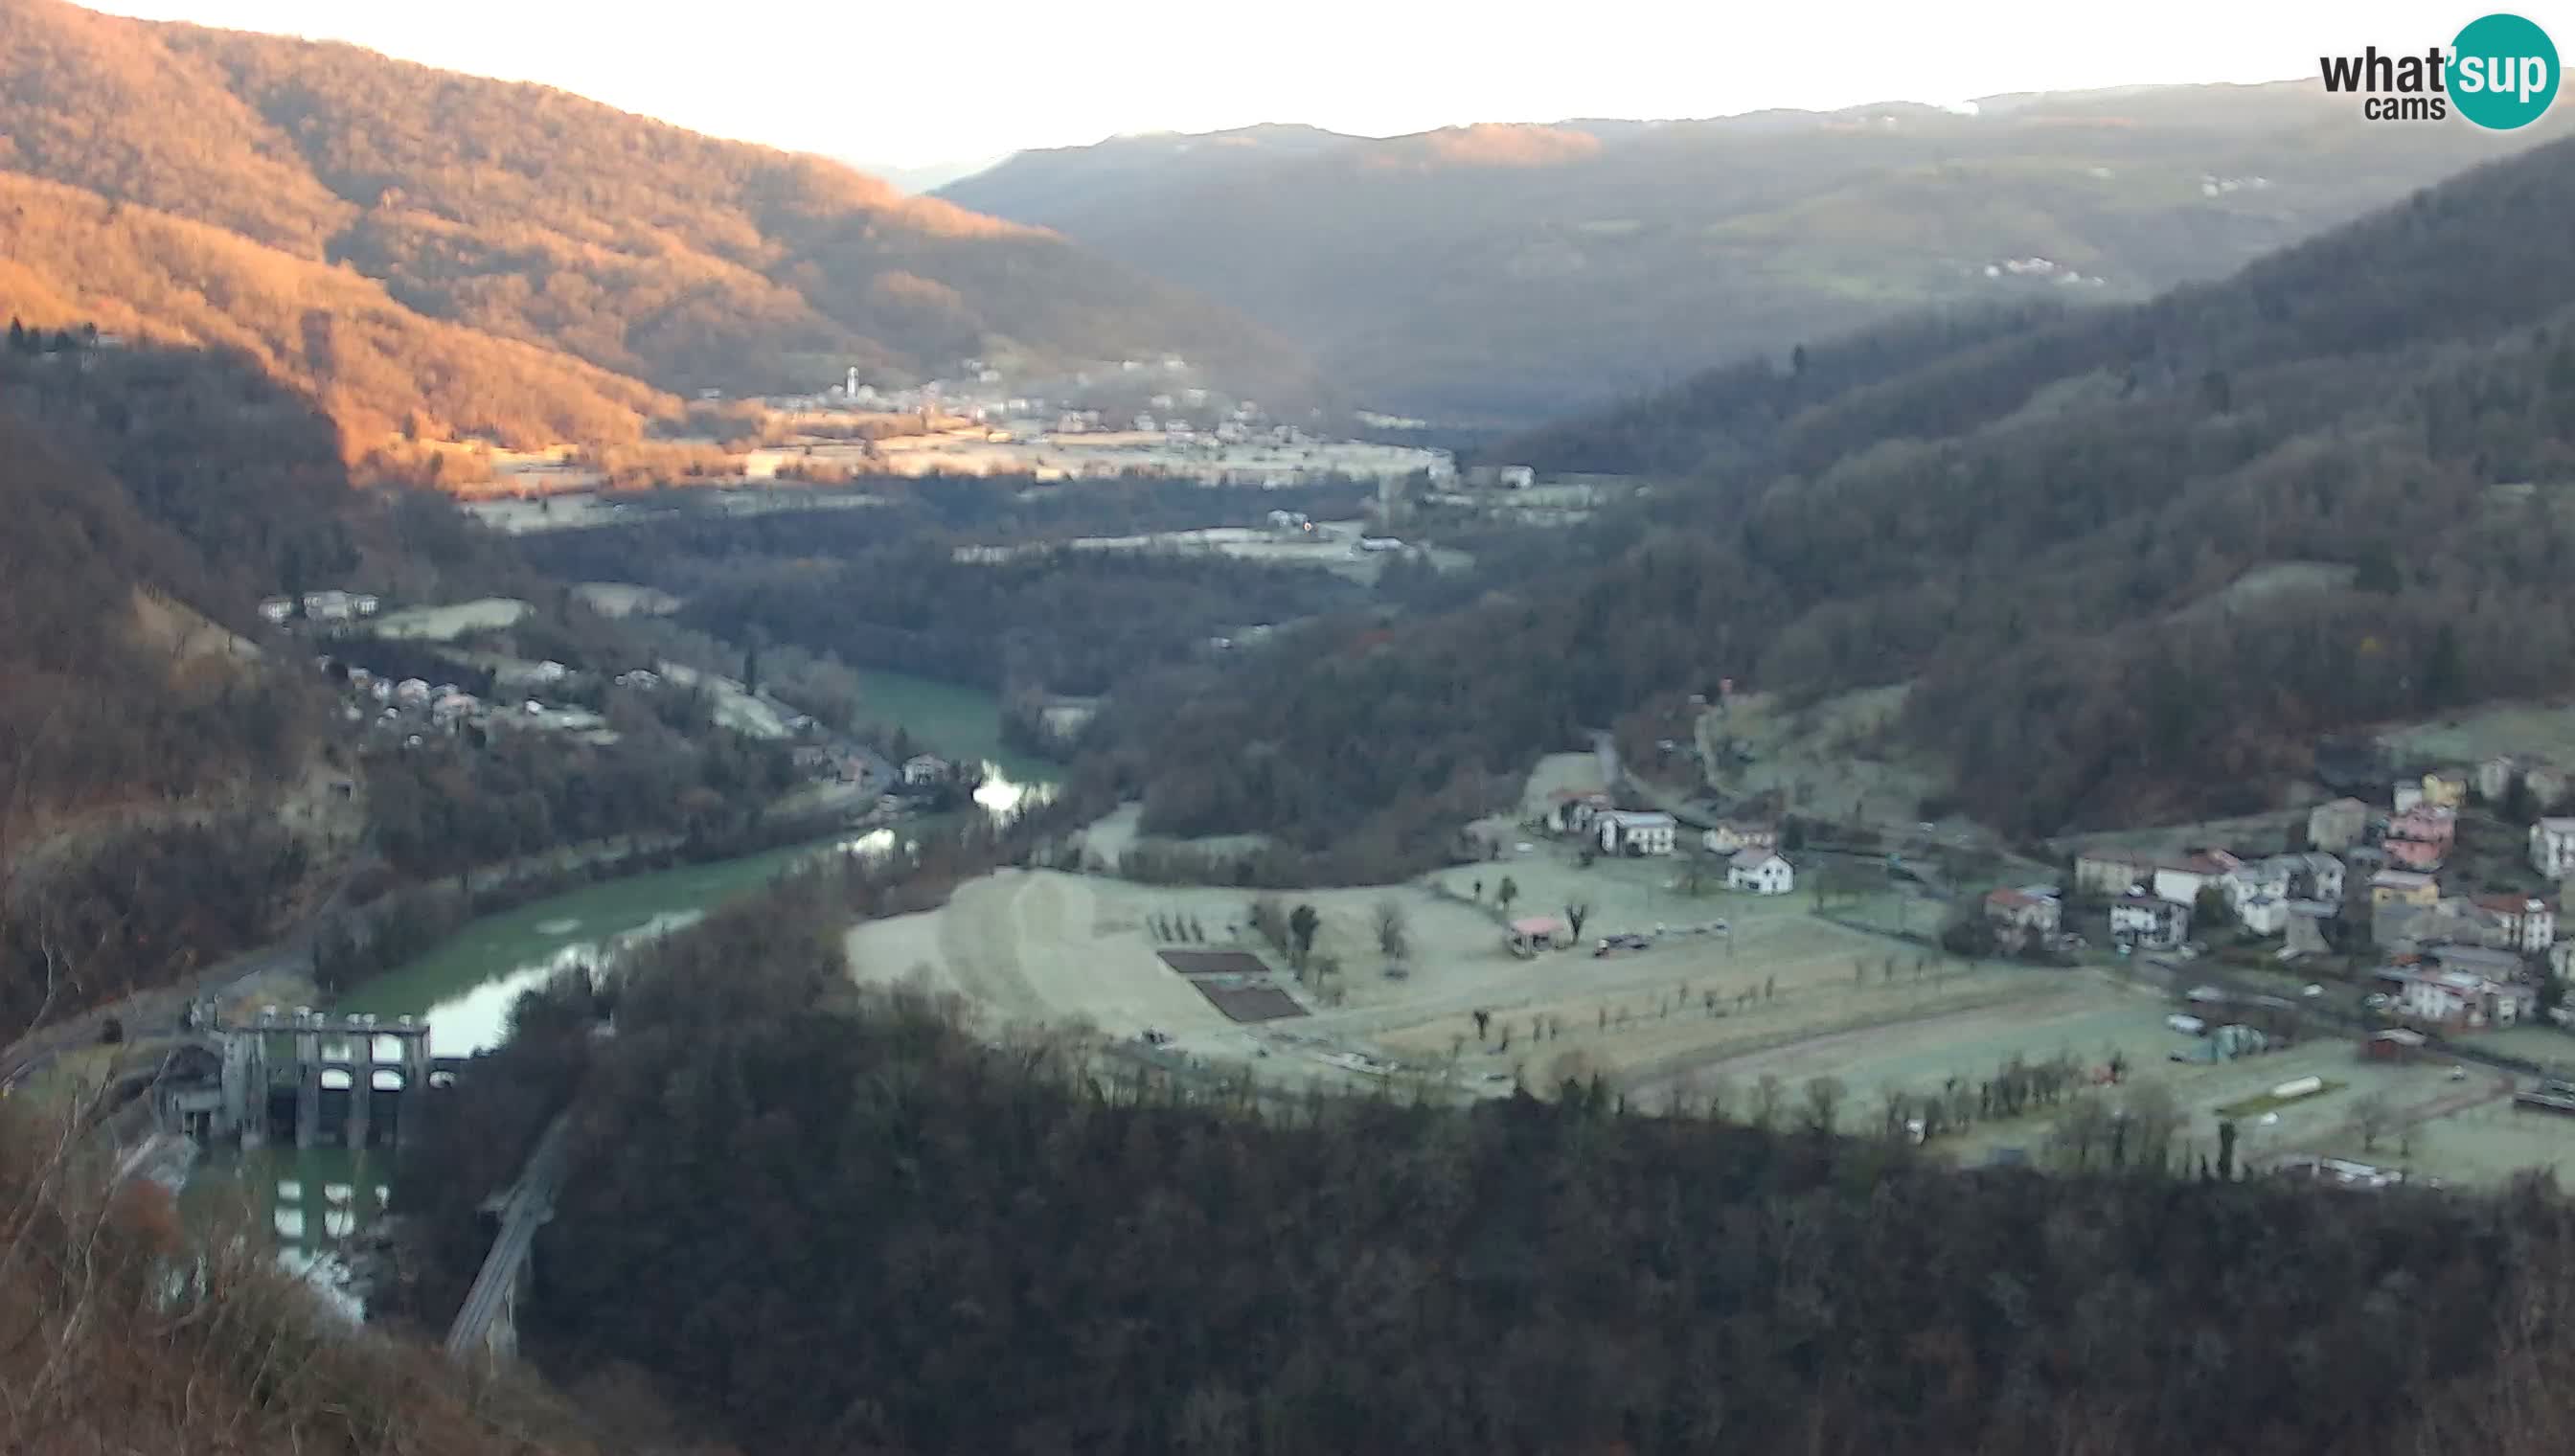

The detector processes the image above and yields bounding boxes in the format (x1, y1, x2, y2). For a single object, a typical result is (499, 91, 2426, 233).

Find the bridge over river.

(444, 1109, 577, 1363)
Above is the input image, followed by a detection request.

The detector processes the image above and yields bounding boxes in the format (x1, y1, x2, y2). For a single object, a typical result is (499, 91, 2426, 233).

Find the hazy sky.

(91, 1, 2524, 169)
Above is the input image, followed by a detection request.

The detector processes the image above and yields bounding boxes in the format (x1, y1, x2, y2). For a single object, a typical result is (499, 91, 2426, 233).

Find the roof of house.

(1603, 810, 1675, 829)
(2372, 870, 2436, 889)
(1510, 916, 1565, 937)
(1730, 849, 1786, 871)
(2472, 893, 2555, 916)
(1986, 887, 2055, 912)
(2538, 817, 2575, 833)
(2430, 944, 2526, 974)
(2316, 796, 2371, 812)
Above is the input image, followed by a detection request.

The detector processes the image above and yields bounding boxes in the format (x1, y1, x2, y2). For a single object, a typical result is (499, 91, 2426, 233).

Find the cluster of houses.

(1537, 793, 1797, 896)
(318, 652, 619, 749)
(323, 664, 485, 741)
(261, 589, 381, 626)
(2003, 761, 2575, 1035)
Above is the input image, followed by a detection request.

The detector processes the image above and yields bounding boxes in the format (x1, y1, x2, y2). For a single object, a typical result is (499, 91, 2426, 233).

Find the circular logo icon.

(2450, 12, 2559, 129)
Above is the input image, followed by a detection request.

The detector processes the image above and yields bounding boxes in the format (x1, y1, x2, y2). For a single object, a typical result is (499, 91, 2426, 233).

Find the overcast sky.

(91, 1, 2533, 169)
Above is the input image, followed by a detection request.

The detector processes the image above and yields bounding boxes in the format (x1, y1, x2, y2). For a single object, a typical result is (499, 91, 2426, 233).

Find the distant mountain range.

(941, 86, 2541, 422)
(853, 155, 1015, 196)
(0, 0, 1309, 448)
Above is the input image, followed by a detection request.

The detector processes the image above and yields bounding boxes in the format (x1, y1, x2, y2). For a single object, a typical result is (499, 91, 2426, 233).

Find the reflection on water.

(975, 763, 1051, 818)
(404, 909, 705, 1058)
(182, 1143, 393, 1317)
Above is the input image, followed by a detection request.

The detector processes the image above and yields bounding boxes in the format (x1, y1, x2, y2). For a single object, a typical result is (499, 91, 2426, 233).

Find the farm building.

(1597, 811, 1676, 857)
(1727, 850, 1795, 896)
(1506, 916, 1571, 957)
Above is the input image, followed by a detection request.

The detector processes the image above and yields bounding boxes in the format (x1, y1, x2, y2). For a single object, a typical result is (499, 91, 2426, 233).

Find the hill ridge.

(0, 0, 1307, 444)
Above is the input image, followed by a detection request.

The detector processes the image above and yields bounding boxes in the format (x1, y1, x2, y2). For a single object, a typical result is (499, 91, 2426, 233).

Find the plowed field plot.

(1157, 949, 1271, 978)
(1155, 949, 1307, 1022)
(1191, 980, 1310, 1023)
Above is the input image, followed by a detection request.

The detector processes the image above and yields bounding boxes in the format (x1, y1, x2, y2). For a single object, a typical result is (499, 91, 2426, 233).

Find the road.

(444, 1109, 577, 1359)
(0, 853, 384, 1095)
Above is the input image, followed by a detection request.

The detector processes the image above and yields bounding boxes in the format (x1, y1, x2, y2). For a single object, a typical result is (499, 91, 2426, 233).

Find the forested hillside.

(409, 876, 2575, 1456)
(0, 174, 675, 448)
(941, 85, 2534, 421)
(0, 341, 356, 827)
(0, 0, 1306, 447)
(1093, 134, 2575, 868)
(941, 123, 1356, 221)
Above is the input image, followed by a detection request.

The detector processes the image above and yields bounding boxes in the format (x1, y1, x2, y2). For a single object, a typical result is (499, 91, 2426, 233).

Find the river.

(190, 668, 1060, 1283)
(852, 667, 1063, 795)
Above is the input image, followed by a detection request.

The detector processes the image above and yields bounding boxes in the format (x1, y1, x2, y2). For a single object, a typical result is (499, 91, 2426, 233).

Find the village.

(833, 701, 2575, 1194)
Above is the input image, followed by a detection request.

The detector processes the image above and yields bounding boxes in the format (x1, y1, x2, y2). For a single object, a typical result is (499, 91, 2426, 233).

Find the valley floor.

(845, 806, 2575, 1187)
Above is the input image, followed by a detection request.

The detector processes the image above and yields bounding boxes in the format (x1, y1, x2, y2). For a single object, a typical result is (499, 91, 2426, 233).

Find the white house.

(258, 597, 295, 625)
(1728, 850, 1795, 896)
(2110, 893, 2190, 950)
(1597, 810, 1676, 857)
(2550, 939, 2575, 981)
(2153, 851, 2242, 907)
(901, 755, 950, 786)
(1496, 465, 1536, 489)
(2398, 969, 2534, 1030)
(2532, 819, 2575, 878)
(2236, 893, 2289, 937)
(393, 678, 431, 707)
(2472, 895, 2557, 954)
(2223, 858, 2291, 913)
(1544, 791, 1611, 835)
(2237, 853, 2344, 909)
